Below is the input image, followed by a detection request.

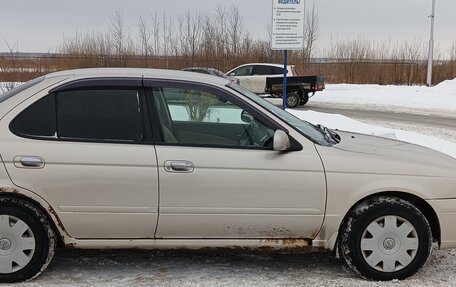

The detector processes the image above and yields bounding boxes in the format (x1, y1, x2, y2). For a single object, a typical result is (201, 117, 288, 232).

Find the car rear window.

(0, 76, 44, 103)
(272, 67, 285, 75)
(10, 93, 57, 138)
(11, 88, 144, 143)
(252, 65, 273, 75)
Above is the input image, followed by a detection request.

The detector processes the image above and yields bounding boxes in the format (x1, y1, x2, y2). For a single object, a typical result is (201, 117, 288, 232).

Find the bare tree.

(302, 3, 320, 67)
(150, 11, 161, 57)
(178, 11, 203, 65)
(161, 11, 173, 57)
(227, 5, 244, 56)
(214, 5, 228, 58)
(201, 15, 216, 65)
(137, 16, 151, 60)
(109, 5, 134, 65)
(450, 41, 456, 61)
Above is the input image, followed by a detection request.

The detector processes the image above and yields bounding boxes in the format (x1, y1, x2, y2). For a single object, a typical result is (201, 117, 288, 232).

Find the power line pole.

(426, 0, 436, 87)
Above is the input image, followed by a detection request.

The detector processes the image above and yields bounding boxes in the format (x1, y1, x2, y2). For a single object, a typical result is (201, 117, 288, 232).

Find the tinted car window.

(10, 93, 56, 138)
(57, 89, 142, 142)
(272, 67, 285, 75)
(252, 65, 273, 75)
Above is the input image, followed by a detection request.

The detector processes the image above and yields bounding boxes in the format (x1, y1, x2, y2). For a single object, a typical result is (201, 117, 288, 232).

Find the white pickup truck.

(227, 63, 325, 108)
(227, 63, 297, 94)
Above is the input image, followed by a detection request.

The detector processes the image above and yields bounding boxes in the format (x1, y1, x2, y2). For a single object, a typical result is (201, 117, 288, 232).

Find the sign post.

(271, 0, 305, 110)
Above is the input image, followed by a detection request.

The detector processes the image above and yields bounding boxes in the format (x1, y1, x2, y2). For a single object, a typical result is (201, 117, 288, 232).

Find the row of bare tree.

(1, 4, 455, 86)
(58, 4, 320, 71)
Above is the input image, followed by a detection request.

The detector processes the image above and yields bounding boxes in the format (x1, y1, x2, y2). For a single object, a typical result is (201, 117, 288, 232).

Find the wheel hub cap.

(0, 238, 11, 250)
(0, 215, 36, 274)
(383, 238, 396, 250)
(360, 215, 419, 273)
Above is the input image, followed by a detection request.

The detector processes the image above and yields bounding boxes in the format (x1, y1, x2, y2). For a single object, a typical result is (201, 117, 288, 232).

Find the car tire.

(339, 196, 432, 281)
(299, 92, 309, 105)
(0, 197, 57, 283)
(285, 93, 300, 108)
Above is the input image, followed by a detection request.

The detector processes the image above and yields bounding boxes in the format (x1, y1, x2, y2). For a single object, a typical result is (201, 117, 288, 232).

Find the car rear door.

(0, 78, 159, 239)
(145, 79, 326, 239)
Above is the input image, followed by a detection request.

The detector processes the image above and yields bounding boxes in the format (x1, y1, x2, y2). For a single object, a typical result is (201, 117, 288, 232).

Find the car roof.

(45, 68, 230, 86)
(231, 63, 294, 68)
(227, 63, 294, 73)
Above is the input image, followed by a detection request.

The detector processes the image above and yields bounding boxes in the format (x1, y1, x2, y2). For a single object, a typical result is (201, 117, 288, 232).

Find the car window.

(232, 66, 253, 76)
(57, 89, 143, 142)
(229, 84, 329, 146)
(10, 93, 57, 138)
(252, 65, 273, 75)
(272, 66, 285, 75)
(151, 87, 275, 149)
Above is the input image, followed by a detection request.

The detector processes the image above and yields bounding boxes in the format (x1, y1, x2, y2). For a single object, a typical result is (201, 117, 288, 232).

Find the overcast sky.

(1, 0, 455, 55)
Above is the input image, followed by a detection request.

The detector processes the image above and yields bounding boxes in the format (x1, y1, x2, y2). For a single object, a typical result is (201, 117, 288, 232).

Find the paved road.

(300, 104, 456, 130)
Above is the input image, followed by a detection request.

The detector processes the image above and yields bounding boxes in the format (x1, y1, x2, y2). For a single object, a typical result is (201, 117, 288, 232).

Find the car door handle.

(13, 156, 45, 169)
(164, 160, 194, 173)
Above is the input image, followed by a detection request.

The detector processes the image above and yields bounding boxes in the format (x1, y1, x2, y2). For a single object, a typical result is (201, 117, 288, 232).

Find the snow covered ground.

(311, 79, 456, 117)
(1, 80, 456, 286)
(5, 247, 456, 287)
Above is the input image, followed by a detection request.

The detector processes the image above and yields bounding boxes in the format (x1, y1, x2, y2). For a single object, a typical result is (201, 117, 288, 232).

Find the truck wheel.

(300, 93, 310, 105)
(339, 196, 432, 281)
(0, 197, 56, 283)
(285, 93, 300, 108)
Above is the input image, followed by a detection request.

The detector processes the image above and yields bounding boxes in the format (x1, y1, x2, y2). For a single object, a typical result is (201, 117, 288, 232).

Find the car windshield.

(228, 84, 329, 145)
(0, 76, 44, 103)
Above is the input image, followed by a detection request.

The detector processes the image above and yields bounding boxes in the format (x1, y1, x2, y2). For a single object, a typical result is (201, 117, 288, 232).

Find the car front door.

(230, 65, 254, 92)
(0, 79, 159, 239)
(146, 80, 326, 239)
(250, 65, 273, 94)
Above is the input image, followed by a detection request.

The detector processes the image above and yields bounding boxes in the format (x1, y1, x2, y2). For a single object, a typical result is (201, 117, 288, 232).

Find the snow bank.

(288, 109, 456, 159)
(434, 78, 456, 91)
(312, 79, 456, 113)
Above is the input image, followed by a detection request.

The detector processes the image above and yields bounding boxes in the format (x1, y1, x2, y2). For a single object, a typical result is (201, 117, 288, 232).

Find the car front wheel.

(0, 197, 56, 283)
(339, 196, 432, 281)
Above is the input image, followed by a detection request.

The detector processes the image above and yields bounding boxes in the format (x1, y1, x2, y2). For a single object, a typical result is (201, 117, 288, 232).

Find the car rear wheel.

(0, 197, 56, 283)
(285, 93, 300, 108)
(339, 196, 432, 281)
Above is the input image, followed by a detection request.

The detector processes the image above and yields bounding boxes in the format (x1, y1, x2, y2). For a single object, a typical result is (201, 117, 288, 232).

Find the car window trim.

(49, 77, 143, 93)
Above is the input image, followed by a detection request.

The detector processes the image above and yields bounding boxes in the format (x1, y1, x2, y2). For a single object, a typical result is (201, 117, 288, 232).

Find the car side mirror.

(229, 72, 236, 77)
(241, 110, 253, 123)
(273, 130, 291, 151)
